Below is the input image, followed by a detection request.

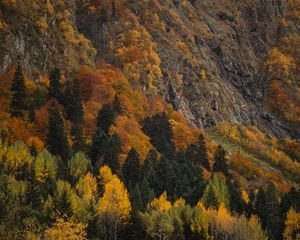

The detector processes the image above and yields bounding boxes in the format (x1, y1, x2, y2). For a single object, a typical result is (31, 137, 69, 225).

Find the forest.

(0, 0, 300, 239)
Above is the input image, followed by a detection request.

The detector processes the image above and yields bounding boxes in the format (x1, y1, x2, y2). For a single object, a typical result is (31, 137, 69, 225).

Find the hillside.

(0, 0, 299, 240)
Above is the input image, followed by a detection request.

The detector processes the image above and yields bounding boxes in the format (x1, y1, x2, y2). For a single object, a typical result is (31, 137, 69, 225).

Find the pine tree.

(198, 134, 210, 171)
(10, 64, 27, 117)
(213, 145, 228, 175)
(57, 189, 73, 218)
(143, 148, 158, 176)
(96, 104, 115, 134)
(90, 128, 107, 166)
(71, 121, 85, 152)
(25, 170, 42, 209)
(228, 180, 244, 214)
(255, 187, 267, 228)
(48, 68, 62, 100)
(122, 148, 141, 186)
(131, 184, 143, 212)
(103, 133, 122, 173)
(87, 202, 100, 239)
(265, 182, 281, 240)
(47, 104, 70, 163)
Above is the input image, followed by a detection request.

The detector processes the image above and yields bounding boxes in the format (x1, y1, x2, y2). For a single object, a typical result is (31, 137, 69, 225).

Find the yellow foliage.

(283, 208, 300, 240)
(98, 165, 113, 186)
(44, 218, 87, 240)
(26, 136, 44, 152)
(98, 175, 131, 224)
(76, 173, 97, 202)
(147, 191, 172, 212)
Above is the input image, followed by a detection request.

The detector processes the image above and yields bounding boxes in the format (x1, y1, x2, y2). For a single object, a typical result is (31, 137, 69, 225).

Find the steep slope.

(76, 0, 297, 137)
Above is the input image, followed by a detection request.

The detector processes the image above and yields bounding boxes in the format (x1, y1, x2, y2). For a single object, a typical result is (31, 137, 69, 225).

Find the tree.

(142, 148, 158, 176)
(255, 187, 267, 228)
(201, 174, 230, 210)
(142, 113, 174, 153)
(68, 152, 90, 184)
(228, 180, 244, 214)
(198, 134, 210, 171)
(10, 64, 27, 117)
(56, 188, 73, 218)
(47, 104, 70, 163)
(44, 218, 87, 240)
(25, 169, 42, 209)
(48, 68, 62, 100)
(97, 174, 132, 240)
(71, 121, 85, 152)
(265, 182, 281, 240)
(213, 145, 228, 175)
(103, 133, 122, 174)
(113, 94, 123, 115)
(90, 128, 107, 166)
(122, 148, 141, 186)
(283, 208, 300, 240)
(96, 104, 115, 134)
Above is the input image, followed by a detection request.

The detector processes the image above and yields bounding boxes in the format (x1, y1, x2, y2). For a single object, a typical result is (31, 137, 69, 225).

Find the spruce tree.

(57, 188, 73, 218)
(228, 181, 244, 214)
(90, 128, 107, 166)
(255, 187, 267, 228)
(96, 104, 115, 134)
(142, 148, 158, 176)
(10, 64, 27, 117)
(25, 170, 42, 209)
(48, 68, 62, 100)
(122, 148, 141, 186)
(47, 104, 70, 163)
(265, 182, 281, 240)
(87, 202, 100, 239)
(71, 121, 85, 152)
(213, 145, 228, 175)
(103, 133, 122, 173)
(198, 134, 210, 171)
(113, 94, 123, 115)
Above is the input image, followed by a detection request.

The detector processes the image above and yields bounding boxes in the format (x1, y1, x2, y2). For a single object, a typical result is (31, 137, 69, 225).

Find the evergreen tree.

(142, 148, 158, 176)
(87, 202, 100, 239)
(57, 189, 73, 218)
(71, 121, 85, 152)
(9, 64, 27, 117)
(198, 134, 210, 171)
(228, 180, 244, 214)
(103, 133, 122, 173)
(265, 182, 281, 240)
(96, 104, 115, 134)
(155, 156, 176, 198)
(25, 170, 42, 209)
(48, 68, 62, 100)
(131, 184, 143, 212)
(213, 145, 228, 175)
(47, 104, 70, 163)
(140, 178, 154, 208)
(90, 128, 107, 166)
(122, 148, 141, 186)
(255, 187, 267, 228)
(142, 113, 174, 153)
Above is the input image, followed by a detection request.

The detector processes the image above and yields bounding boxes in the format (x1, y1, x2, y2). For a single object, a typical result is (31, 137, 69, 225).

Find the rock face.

(77, 0, 295, 137)
(1, 0, 296, 137)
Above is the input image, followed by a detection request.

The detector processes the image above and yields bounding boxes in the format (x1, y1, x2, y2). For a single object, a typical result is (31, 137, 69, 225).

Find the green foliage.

(201, 174, 230, 209)
(47, 104, 70, 163)
(34, 150, 57, 183)
(213, 145, 228, 175)
(122, 148, 141, 186)
(48, 68, 62, 100)
(68, 152, 91, 184)
(96, 104, 115, 134)
(197, 134, 210, 171)
(9, 64, 27, 117)
(90, 128, 107, 166)
(103, 133, 122, 174)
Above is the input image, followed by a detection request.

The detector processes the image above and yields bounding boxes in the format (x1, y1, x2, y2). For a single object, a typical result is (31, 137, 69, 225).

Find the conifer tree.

(228, 181, 244, 214)
(255, 187, 267, 228)
(96, 104, 115, 134)
(143, 148, 158, 176)
(57, 189, 73, 218)
(213, 145, 228, 175)
(10, 64, 27, 117)
(25, 170, 42, 209)
(71, 121, 85, 152)
(122, 148, 141, 186)
(48, 68, 62, 100)
(47, 104, 70, 163)
(102, 133, 122, 174)
(198, 134, 210, 171)
(90, 128, 107, 166)
(265, 182, 281, 240)
(87, 202, 100, 239)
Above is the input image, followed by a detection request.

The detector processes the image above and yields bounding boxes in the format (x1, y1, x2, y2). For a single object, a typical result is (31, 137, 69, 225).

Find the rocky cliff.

(1, 0, 298, 137)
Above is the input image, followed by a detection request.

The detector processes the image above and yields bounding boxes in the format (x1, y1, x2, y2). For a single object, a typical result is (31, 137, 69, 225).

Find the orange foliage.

(110, 116, 152, 163)
(26, 136, 45, 152)
(169, 111, 200, 150)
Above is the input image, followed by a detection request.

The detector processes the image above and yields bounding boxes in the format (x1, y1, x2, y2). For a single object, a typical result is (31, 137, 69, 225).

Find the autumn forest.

(0, 0, 300, 240)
